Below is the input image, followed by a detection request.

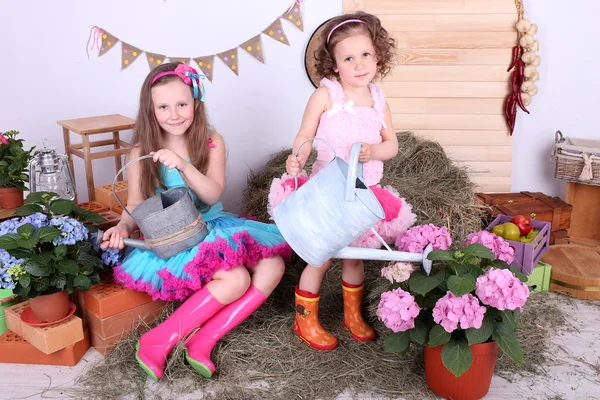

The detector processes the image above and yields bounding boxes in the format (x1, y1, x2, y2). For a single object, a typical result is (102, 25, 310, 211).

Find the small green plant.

(0, 130, 35, 190)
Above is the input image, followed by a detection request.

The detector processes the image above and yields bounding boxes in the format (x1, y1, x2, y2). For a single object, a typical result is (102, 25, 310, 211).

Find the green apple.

(527, 229, 539, 239)
(519, 236, 533, 243)
(501, 222, 521, 241)
(491, 224, 505, 237)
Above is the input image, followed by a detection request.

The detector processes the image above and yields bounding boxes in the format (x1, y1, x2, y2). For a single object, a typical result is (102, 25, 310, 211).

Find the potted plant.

(0, 130, 35, 209)
(0, 192, 122, 322)
(377, 225, 530, 400)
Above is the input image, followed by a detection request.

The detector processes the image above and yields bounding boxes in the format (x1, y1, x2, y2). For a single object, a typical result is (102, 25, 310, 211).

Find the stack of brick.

(79, 275, 165, 356)
(77, 181, 129, 230)
(0, 301, 90, 366)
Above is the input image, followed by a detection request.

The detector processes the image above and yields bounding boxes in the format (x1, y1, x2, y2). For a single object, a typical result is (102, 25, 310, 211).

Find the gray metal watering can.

(273, 138, 432, 274)
(96, 155, 209, 259)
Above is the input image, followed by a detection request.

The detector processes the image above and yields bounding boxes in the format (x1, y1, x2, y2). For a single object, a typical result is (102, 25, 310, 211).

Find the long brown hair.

(132, 62, 210, 198)
(315, 12, 396, 81)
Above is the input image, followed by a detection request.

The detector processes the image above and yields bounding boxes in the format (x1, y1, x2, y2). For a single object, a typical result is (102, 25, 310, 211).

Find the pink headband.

(326, 19, 365, 44)
(151, 63, 206, 101)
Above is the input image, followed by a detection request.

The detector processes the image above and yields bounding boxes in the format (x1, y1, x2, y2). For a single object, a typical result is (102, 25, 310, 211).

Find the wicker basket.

(553, 130, 600, 186)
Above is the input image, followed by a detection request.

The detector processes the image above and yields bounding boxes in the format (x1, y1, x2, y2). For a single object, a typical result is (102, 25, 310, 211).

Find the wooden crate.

(0, 329, 90, 366)
(565, 182, 600, 247)
(5, 301, 84, 354)
(485, 215, 550, 275)
(542, 244, 600, 300)
(477, 191, 572, 245)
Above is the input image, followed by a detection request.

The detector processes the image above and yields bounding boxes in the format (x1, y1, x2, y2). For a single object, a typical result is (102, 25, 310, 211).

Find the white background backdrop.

(1, 0, 598, 210)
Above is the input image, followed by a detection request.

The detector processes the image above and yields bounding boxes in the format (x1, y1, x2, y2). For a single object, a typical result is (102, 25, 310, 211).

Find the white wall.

(1, 0, 598, 210)
(0, 0, 341, 211)
(511, 0, 600, 199)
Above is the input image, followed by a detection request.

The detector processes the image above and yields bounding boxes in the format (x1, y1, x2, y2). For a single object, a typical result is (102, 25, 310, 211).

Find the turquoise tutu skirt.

(114, 202, 291, 301)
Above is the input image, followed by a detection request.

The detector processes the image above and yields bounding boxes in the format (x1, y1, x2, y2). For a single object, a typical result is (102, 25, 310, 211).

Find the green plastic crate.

(526, 261, 552, 293)
(0, 289, 16, 336)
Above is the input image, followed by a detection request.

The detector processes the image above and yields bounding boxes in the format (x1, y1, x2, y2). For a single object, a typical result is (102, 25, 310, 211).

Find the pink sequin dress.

(268, 78, 416, 249)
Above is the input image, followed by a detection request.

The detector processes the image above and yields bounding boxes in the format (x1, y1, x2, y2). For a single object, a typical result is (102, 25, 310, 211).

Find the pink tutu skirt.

(267, 172, 417, 249)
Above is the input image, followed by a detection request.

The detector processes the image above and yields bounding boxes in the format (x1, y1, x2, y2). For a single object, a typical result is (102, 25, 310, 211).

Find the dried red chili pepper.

(504, 93, 515, 132)
(509, 95, 518, 135)
(507, 46, 519, 72)
(512, 70, 520, 93)
(517, 59, 525, 87)
(516, 92, 530, 114)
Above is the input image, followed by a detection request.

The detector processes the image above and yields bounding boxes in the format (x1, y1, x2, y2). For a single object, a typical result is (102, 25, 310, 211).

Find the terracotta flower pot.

(29, 290, 70, 323)
(0, 187, 24, 209)
(424, 342, 499, 400)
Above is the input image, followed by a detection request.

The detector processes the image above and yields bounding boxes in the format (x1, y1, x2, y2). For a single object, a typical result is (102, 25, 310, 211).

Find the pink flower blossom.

(395, 224, 452, 253)
(476, 268, 530, 311)
(432, 292, 487, 333)
(465, 230, 515, 264)
(377, 288, 421, 332)
(174, 63, 200, 85)
(0, 133, 8, 145)
(381, 262, 415, 283)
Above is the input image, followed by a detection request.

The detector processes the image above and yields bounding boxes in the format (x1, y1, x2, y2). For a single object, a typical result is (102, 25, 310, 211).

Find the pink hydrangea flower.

(395, 224, 452, 253)
(381, 262, 415, 283)
(377, 288, 421, 332)
(432, 292, 487, 333)
(465, 230, 515, 264)
(0, 133, 8, 145)
(476, 268, 530, 311)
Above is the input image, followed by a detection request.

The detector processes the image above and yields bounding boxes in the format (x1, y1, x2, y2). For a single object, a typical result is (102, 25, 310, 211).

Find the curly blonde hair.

(314, 12, 396, 81)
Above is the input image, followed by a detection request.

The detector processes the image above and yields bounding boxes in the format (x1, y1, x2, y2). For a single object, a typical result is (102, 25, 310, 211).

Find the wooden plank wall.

(344, 0, 518, 192)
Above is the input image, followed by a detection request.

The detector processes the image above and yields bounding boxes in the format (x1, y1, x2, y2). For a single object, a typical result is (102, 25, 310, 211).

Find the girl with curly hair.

(268, 12, 416, 350)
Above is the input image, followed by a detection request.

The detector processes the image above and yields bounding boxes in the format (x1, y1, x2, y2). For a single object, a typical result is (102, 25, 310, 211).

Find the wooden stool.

(57, 114, 135, 201)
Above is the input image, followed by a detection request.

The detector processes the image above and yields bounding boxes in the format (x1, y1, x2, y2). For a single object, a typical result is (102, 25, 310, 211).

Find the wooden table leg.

(82, 133, 95, 201)
(62, 127, 75, 176)
(113, 131, 123, 181)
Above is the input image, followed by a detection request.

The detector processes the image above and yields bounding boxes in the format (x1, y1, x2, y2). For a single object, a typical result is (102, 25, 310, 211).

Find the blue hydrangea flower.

(90, 232, 122, 266)
(49, 216, 88, 246)
(101, 249, 122, 267)
(0, 213, 49, 236)
(0, 249, 23, 289)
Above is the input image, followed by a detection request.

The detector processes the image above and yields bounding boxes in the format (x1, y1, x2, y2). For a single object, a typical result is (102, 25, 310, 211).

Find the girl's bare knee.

(223, 266, 251, 295)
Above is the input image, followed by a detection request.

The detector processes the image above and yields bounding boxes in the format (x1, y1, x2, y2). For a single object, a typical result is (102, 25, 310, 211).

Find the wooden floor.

(0, 293, 599, 400)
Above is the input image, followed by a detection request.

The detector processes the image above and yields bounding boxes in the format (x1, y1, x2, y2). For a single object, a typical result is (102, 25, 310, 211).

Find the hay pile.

(243, 131, 485, 242)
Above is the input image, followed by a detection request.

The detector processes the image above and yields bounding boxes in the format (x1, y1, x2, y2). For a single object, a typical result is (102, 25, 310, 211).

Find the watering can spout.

(95, 229, 151, 251)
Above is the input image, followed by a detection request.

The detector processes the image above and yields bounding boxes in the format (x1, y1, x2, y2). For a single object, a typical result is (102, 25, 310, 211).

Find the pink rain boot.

(184, 285, 266, 377)
(136, 286, 225, 381)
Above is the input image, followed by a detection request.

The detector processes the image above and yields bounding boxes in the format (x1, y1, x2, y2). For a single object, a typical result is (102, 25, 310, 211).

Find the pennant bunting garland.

(217, 48, 239, 76)
(146, 52, 166, 69)
(263, 19, 290, 46)
(89, 0, 302, 80)
(193, 56, 215, 82)
(99, 30, 119, 57)
(121, 42, 143, 70)
(281, 1, 304, 32)
(240, 35, 265, 63)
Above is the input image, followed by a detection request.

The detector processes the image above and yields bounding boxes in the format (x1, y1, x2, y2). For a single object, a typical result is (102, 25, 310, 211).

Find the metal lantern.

(28, 145, 76, 200)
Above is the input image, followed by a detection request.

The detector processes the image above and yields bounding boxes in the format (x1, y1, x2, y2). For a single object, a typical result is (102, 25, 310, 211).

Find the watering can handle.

(111, 154, 192, 220)
(345, 143, 364, 202)
(292, 138, 364, 191)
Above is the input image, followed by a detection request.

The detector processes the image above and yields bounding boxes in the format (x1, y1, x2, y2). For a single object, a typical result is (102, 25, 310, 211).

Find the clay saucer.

(20, 302, 77, 327)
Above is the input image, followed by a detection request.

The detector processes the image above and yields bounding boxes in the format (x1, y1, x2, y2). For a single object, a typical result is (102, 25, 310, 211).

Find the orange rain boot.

(292, 286, 338, 351)
(342, 280, 376, 342)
